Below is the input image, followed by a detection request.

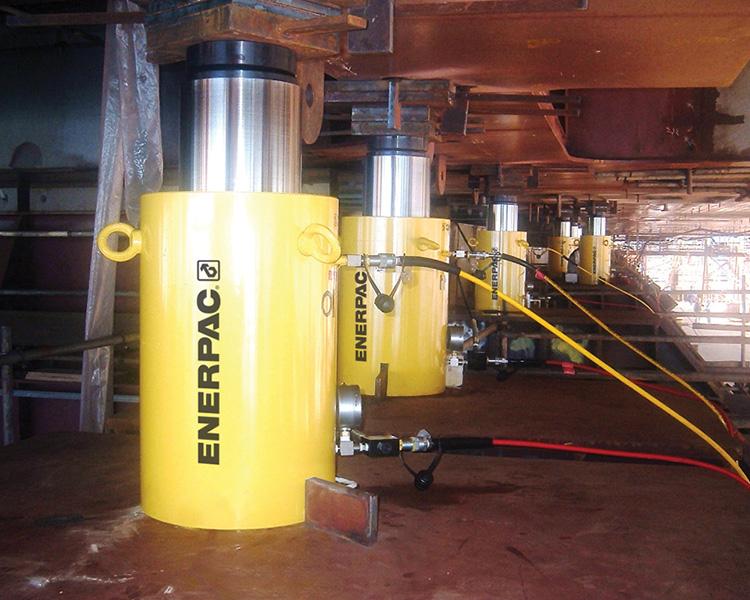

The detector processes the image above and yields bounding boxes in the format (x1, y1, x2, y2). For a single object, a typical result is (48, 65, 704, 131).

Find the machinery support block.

(305, 477, 378, 546)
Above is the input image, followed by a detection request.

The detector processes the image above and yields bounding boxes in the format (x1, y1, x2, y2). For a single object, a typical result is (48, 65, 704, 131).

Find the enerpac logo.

(354, 271, 368, 362)
(197, 260, 220, 281)
(491, 248, 499, 301)
(196, 260, 221, 465)
(592, 245, 598, 276)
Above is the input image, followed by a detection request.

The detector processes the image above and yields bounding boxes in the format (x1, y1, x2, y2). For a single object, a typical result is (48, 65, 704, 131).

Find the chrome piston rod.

(364, 135, 431, 217)
(180, 40, 301, 193)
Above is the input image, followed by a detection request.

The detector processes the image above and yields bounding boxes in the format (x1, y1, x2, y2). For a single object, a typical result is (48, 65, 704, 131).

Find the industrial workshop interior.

(3, 1, 750, 598)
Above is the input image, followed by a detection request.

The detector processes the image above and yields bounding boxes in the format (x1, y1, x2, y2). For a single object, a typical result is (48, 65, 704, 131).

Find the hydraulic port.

(336, 429, 434, 457)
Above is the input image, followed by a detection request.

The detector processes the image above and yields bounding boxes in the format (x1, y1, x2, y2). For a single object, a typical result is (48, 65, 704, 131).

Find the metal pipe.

(472, 107, 581, 117)
(0, 332, 139, 366)
(742, 275, 747, 368)
(0, 290, 137, 297)
(12, 390, 138, 403)
(6, 11, 144, 26)
(502, 309, 750, 321)
(658, 289, 750, 295)
(520, 366, 750, 383)
(467, 92, 581, 104)
(0, 231, 93, 237)
(180, 40, 301, 193)
(511, 332, 750, 344)
(1, 326, 15, 445)
(364, 135, 431, 217)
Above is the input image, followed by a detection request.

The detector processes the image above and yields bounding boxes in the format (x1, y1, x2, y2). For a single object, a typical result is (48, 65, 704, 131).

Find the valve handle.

(97, 222, 142, 263)
(298, 223, 342, 264)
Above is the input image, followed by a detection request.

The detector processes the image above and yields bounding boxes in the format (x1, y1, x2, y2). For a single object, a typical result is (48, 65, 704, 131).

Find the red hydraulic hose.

(547, 360, 696, 399)
(489, 438, 750, 492)
(545, 360, 740, 439)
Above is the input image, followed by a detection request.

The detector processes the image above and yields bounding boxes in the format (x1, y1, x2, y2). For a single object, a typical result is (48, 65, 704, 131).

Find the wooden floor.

(1, 373, 748, 599)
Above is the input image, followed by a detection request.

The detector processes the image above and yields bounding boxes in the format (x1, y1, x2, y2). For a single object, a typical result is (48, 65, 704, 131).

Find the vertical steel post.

(741, 275, 747, 368)
(702, 239, 709, 324)
(1, 326, 16, 445)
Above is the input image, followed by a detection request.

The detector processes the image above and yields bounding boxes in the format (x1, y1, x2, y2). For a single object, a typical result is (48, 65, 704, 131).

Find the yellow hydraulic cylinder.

(97, 192, 339, 530)
(474, 230, 528, 312)
(548, 236, 578, 278)
(579, 235, 612, 285)
(337, 216, 449, 397)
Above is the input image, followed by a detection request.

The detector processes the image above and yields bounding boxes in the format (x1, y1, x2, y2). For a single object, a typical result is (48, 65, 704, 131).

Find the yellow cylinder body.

(337, 216, 449, 397)
(99, 192, 338, 530)
(548, 236, 578, 278)
(474, 230, 528, 312)
(579, 235, 612, 285)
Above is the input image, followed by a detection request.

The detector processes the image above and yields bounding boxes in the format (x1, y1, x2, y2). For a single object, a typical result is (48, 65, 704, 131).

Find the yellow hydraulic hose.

(459, 270, 749, 483)
(546, 246, 655, 314)
(542, 274, 731, 433)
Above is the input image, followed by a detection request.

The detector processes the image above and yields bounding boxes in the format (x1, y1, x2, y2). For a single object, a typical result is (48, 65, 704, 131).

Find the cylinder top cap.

(557, 219, 572, 237)
(491, 194, 517, 205)
(186, 40, 296, 77)
(588, 215, 607, 236)
(488, 201, 519, 232)
(369, 135, 427, 155)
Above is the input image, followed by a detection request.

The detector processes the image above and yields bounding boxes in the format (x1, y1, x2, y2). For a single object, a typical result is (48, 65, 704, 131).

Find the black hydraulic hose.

(452, 224, 538, 276)
(404, 436, 750, 493)
(495, 253, 537, 272)
(399, 256, 461, 275)
(0, 333, 139, 366)
(398, 253, 536, 345)
(399, 254, 538, 275)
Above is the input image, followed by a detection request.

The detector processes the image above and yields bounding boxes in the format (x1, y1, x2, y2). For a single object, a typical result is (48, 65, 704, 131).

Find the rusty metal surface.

(297, 59, 326, 144)
(305, 477, 378, 545)
(398, 0, 589, 15)
(1, 375, 749, 598)
(565, 89, 725, 160)
(439, 115, 570, 165)
(348, 0, 394, 54)
(351, 105, 433, 136)
(324, 79, 453, 107)
(280, 13, 366, 36)
(339, 0, 750, 89)
(145, 4, 345, 63)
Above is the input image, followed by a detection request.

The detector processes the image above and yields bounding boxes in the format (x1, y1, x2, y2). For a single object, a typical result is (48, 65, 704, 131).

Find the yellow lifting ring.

(298, 223, 342, 264)
(97, 222, 142, 262)
(416, 237, 441, 252)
